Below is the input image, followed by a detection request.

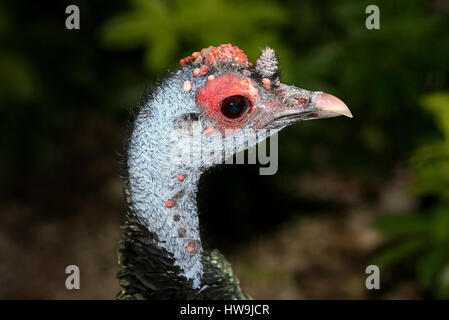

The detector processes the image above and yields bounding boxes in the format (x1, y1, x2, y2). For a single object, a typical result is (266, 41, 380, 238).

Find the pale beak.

(315, 93, 353, 119)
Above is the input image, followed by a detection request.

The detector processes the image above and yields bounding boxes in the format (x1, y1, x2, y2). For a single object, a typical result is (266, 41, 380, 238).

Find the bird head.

(167, 44, 352, 168)
(126, 44, 353, 290)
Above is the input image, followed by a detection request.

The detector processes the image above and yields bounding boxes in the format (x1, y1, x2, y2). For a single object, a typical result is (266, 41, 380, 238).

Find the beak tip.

(316, 93, 353, 119)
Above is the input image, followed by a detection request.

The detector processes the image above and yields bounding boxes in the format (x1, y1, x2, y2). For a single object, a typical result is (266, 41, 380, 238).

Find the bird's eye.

(220, 95, 250, 119)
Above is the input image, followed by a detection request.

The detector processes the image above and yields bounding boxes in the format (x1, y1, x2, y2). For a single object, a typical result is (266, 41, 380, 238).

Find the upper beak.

(263, 85, 352, 129)
(314, 93, 353, 119)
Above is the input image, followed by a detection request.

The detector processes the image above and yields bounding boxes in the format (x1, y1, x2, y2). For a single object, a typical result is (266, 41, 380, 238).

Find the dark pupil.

(221, 95, 249, 119)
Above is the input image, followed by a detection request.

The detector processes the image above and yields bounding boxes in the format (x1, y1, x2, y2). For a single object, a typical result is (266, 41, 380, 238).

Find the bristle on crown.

(179, 44, 252, 68)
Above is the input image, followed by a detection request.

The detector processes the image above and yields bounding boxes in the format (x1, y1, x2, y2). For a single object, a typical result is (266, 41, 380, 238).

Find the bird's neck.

(126, 77, 206, 289)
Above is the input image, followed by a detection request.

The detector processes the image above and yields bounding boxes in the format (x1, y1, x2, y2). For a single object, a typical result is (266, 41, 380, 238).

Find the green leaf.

(376, 214, 428, 238)
(416, 245, 448, 287)
(437, 264, 449, 299)
(372, 239, 425, 268)
(0, 53, 38, 104)
(421, 93, 449, 139)
(430, 206, 449, 243)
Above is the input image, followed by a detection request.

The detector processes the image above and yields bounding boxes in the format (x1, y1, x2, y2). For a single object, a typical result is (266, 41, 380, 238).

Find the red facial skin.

(184, 44, 292, 130)
(196, 74, 259, 130)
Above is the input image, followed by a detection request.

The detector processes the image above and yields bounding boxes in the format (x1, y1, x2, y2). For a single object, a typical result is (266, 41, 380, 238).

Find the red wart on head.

(261, 78, 271, 90)
(180, 44, 251, 68)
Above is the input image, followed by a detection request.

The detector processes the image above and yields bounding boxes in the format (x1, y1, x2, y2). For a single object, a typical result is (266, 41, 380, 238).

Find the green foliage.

(100, 0, 288, 71)
(0, 3, 39, 105)
(375, 93, 449, 298)
(412, 94, 449, 199)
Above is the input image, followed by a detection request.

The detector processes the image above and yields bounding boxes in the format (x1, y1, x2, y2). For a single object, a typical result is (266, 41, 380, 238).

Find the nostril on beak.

(295, 98, 309, 104)
(315, 93, 353, 118)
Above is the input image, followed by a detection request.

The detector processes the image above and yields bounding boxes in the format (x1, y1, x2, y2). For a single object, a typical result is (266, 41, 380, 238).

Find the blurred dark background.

(1, 0, 449, 299)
